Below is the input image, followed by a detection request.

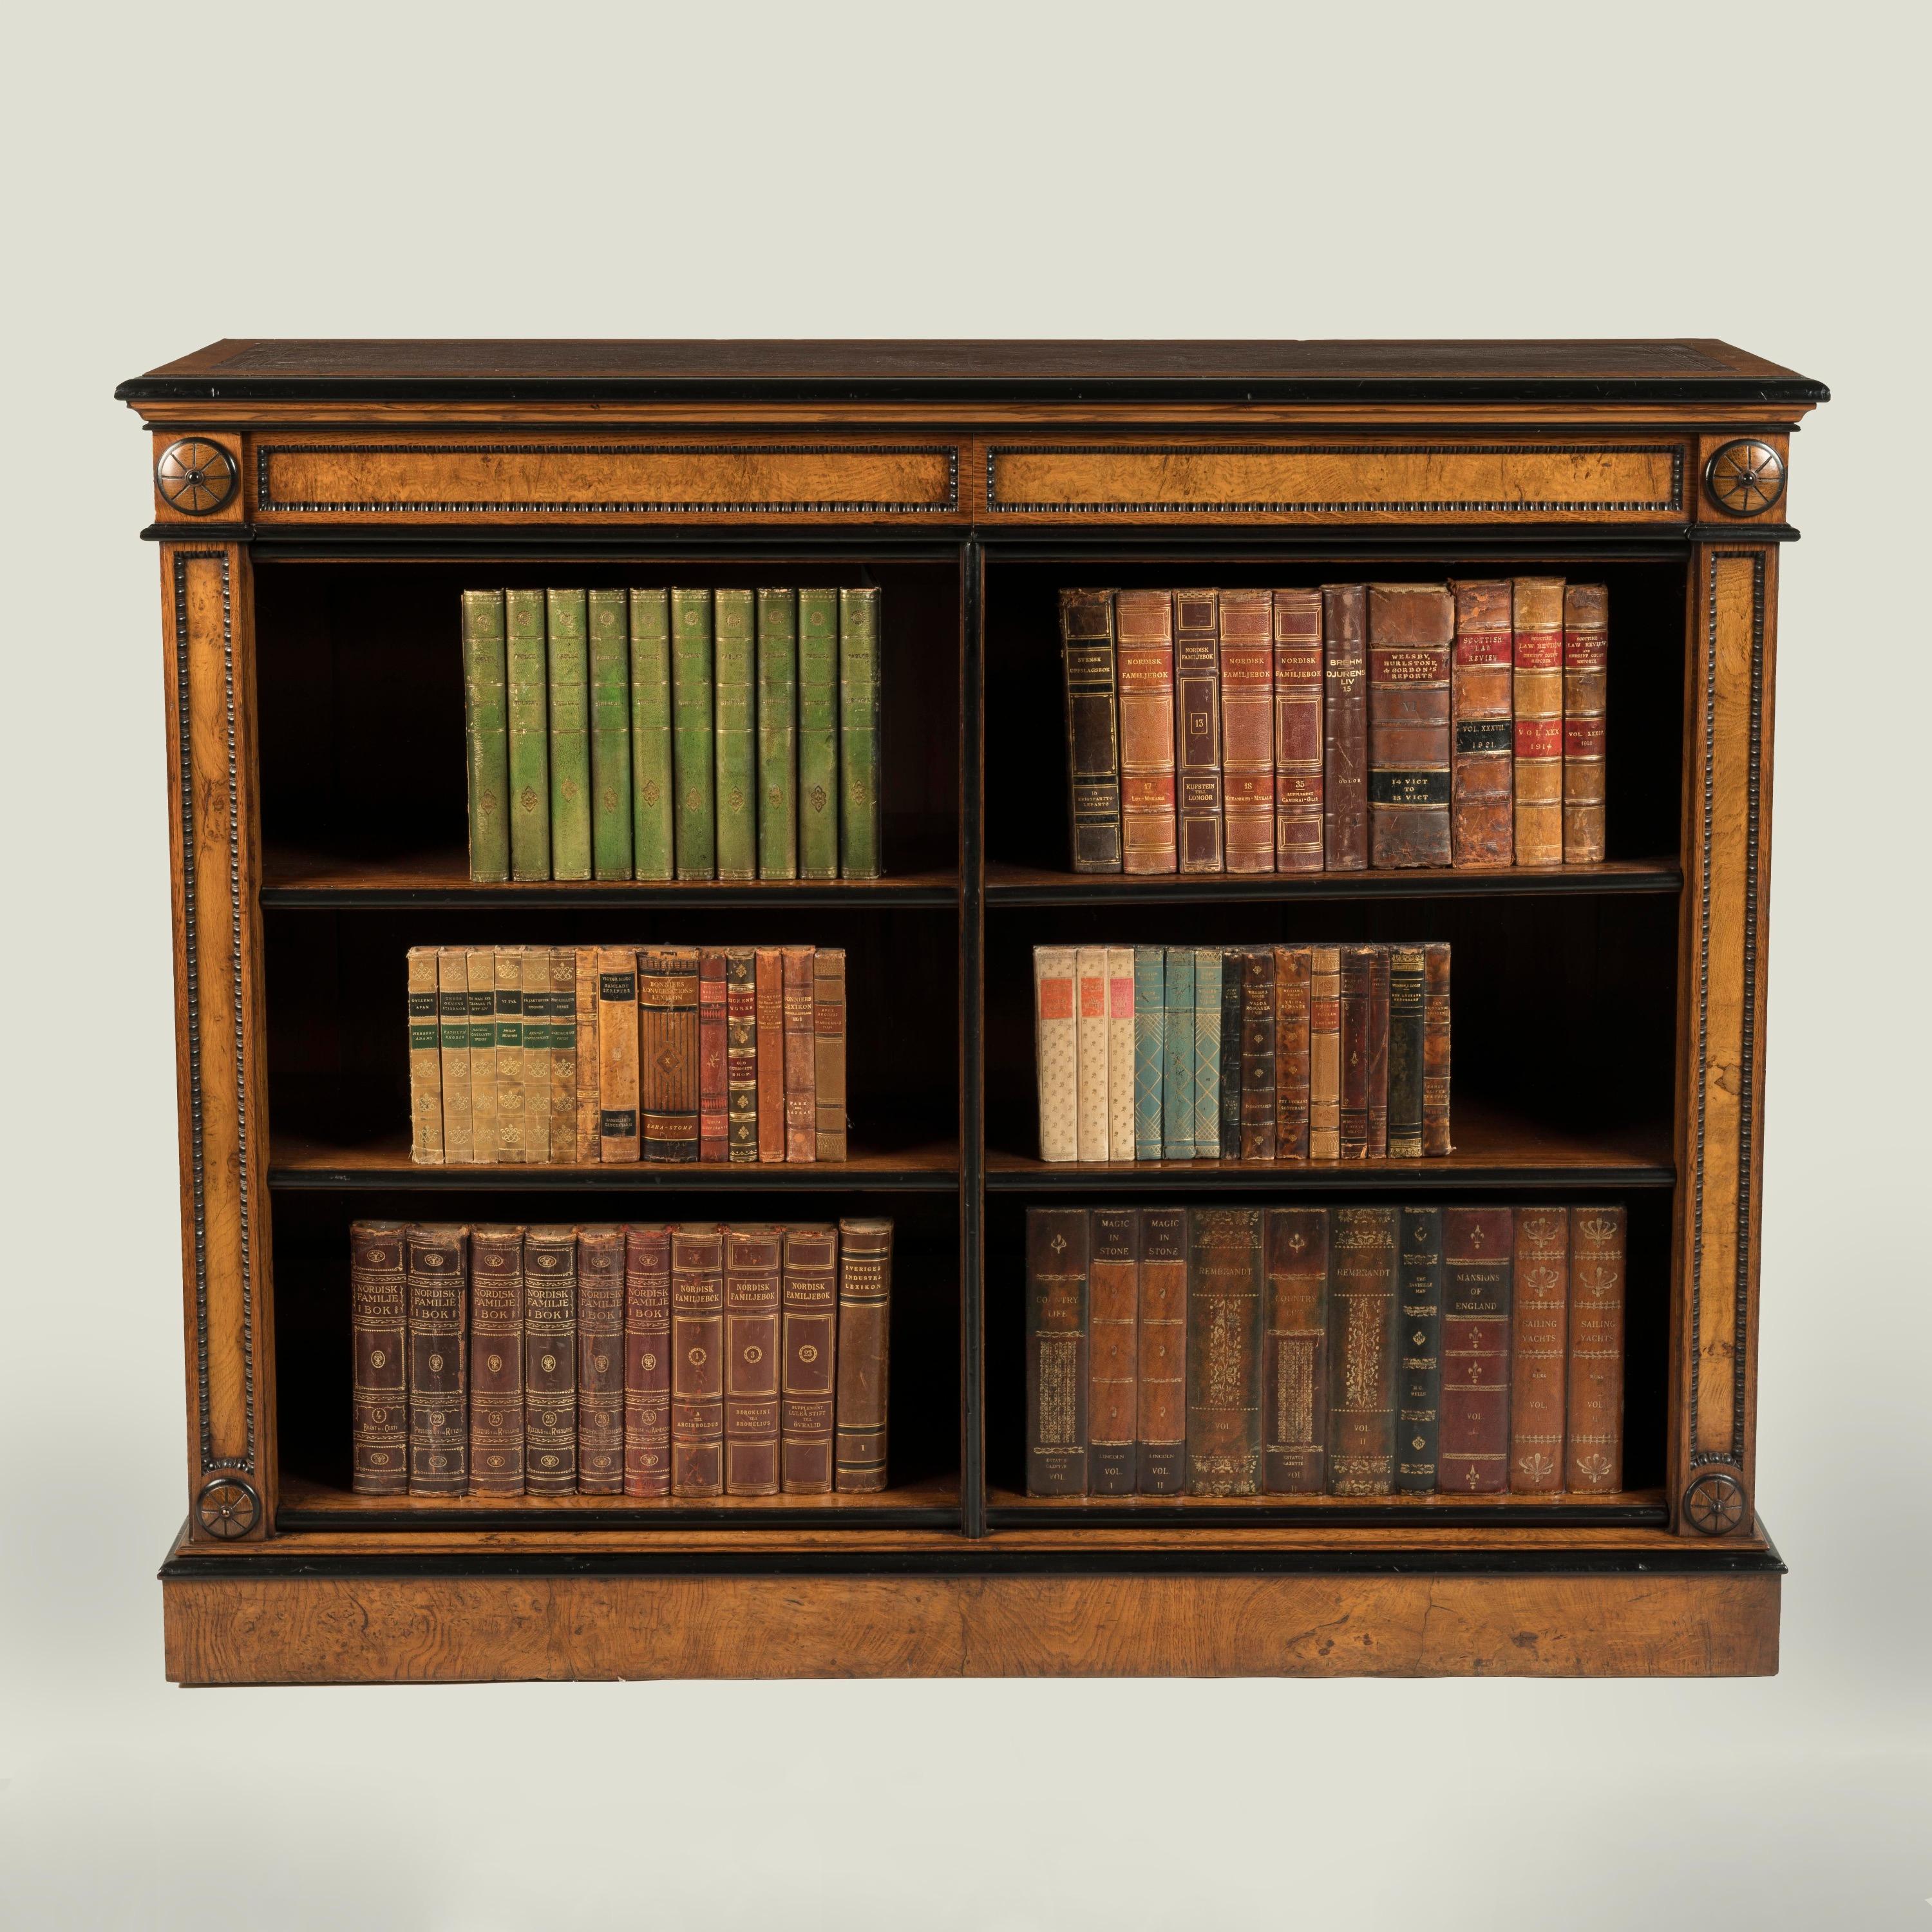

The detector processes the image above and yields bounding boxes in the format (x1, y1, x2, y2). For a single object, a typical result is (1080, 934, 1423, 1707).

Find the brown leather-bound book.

(781, 1224, 839, 1493)
(755, 946, 785, 1162)
(639, 945, 700, 1163)
(622, 1223, 672, 1497)
(1172, 589, 1224, 872)
(1339, 943, 1374, 1159)
(1025, 1207, 1087, 1495)
(406, 1222, 468, 1495)
(1309, 944, 1341, 1160)
(576, 1226, 625, 1494)
(1566, 1206, 1626, 1492)
(835, 1218, 893, 1492)
(1513, 577, 1566, 867)
(1563, 583, 1609, 863)
(1387, 945, 1426, 1159)
(1423, 942, 1452, 1155)
(670, 1222, 725, 1497)
(1321, 584, 1368, 869)
(1113, 587, 1179, 873)
(574, 945, 601, 1162)
(813, 948, 848, 1161)
(1450, 580, 1514, 866)
(1059, 587, 1122, 871)
(1184, 1206, 1263, 1496)
(725, 947, 759, 1162)
(350, 1220, 408, 1495)
(1366, 944, 1390, 1159)
(1262, 1207, 1329, 1493)
(782, 946, 816, 1161)
(1368, 582, 1454, 867)
(1088, 1207, 1139, 1495)
(697, 947, 728, 1161)
(1273, 587, 1323, 872)
(1510, 1206, 1569, 1493)
(523, 1226, 577, 1495)
(724, 1224, 783, 1495)
(1135, 1206, 1186, 1494)
(596, 947, 639, 1161)
(468, 1224, 525, 1496)
(1326, 1206, 1398, 1494)
(1440, 1207, 1513, 1493)
(1238, 947, 1276, 1160)
(1273, 944, 1311, 1160)
(1218, 587, 1275, 873)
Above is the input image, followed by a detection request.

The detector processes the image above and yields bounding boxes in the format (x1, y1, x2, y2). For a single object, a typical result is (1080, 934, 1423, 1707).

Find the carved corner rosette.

(1683, 1469, 1749, 1537)
(1703, 439, 1786, 518)
(156, 439, 239, 516)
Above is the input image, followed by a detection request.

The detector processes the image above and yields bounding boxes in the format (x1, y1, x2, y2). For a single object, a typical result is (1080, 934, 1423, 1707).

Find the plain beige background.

(4, 2, 1927, 1925)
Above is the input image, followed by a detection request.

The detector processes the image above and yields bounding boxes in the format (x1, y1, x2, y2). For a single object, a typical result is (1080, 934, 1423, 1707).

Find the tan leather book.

(1262, 1207, 1329, 1493)
(812, 949, 848, 1162)
(1272, 589, 1323, 872)
(436, 947, 473, 1164)
(1566, 1206, 1626, 1491)
(1034, 945, 1078, 1162)
(1563, 583, 1609, 863)
(520, 947, 550, 1165)
(1510, 1206, 1569, 1493)
(466, 947, 498, 1162)
(1367, 583, 1454, 867)
(622, 1224, 672, 1497)
(1423, 942, 1452, 1156)
(1135, 1206, 1187, 1495)
(1325, 1206, 1398, 1495)
(724, 1225, 784, 1494)
(350, 1220, 408, 1495)
(576, 1226, 625, 1494)
(596, 947, 640, 1161)
(468, 1224, 525, 1497)
(1113, 587, 1179, 873)
(755, 946, 785, 1162)
(781, 1224, 839, 1493)
(573, 945, 600, 1162)
(1273, 944, 1311, 1160)
(1106, 945, 1135, 1164)
(523, 1226, 577, 1495)
(406, 947, 444, 1166)
(1512, 577, 1566, 866)
(782, 947, 816, 1162)
(1218, 587, 1276, 873)
(1309, 945, 1342, 1160)
(1450, 580, 1514, 866)
(670, 1222, 726, 1497)
(1075, 945, 1110, 1160)
(493, 948, 527, 1164)
(1088, 1207, 1139, 1495)
(1172, 589, 1224, 872)
(548, 947, 576, 1164)
(406, 1223, 468, 1495)
(834, 1218, 893, 1492)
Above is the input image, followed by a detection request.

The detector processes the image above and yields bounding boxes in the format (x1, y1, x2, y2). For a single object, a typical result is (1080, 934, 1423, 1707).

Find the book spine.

(1135, 1207, 1188, 1494)
(1272, 587, 1324, 872)
(1565, 1206, 1626, 1492)
(1161, 946, 1196, 1159)
(1326, 1206, 1398, 1494)
(467, 1225, 524, 1495)
(670, 587, 715, 879)
(1088, 1206, 1140, 1495)
(1025, 1206, 1088, 1495)
(407, 947, 444, 1165)
(726, 948, 760, 1164)
(1262, 1206, 1328, 1492)
(492, 948, 526, 1165)
(1321, 584, 1368, 870)
(1564, 582, 1609, 863)
(573, 946, 600, 1162)
(435, 948, 473, 1164)
(505, 588, 550, 880)
(1034, 945, 1079, 1162)
(1274, 944, 1311, 1160)
(1058, 587, 1122, 872)
(1075, 945, 1110, 1161)
(1132, 945, 1164, 1161)
(1218, 587, 1276, 873)
(1106, 945, 1136, 1168)
(1367, 582, 1454, 867)
(1217, 951, 1243, 1162)
(1193, 947, 1223, 1160)
(813, 948, 848, 1162)
(670, 1223, 725, 1497)
(755, 947, 785, 1162)
(781, 1224, 839, 1493)
(639, 946, 700, 1164)
(1185, 1206, 1264, 1495)
(1338, 944, 1373, 1159)
(406, 1223, 468, 1495)
(1512, 577, 1566, 867)
(465, 947, 498, 1161)
(782, 946, 817, 1162)
(1450, 579, 1514, 866)
(545, 587, 591, 881)
(1440, 1206, 1513, 1493)
(629, 588, 675, 880)
(834, 1218, 892, 1492)
(713, 587, 757, 882)
(523, 1227, 578, 1494)
(1239, 947, 1276, 1160)
(1423, 942, 1453, 1155)
(1366, 943, 1390, 1159)
(1172, 589, 1224, 872)
(587, 587, 634, 880)
(838, 586, 884, 878)
(697, 947, 728, 1162)
(1309, 945, 1342, 1160)
(349, 1220, 408, 1495)
(1387, 946, 1426, 1159)
(1392, 1205, 1443, 1494)
(797, 587, 840, 880)
(1510, 1206, 1570, 1493)
(596, 947, 640, 1162)
(755, 587, 799, 878)
(518, 946, 550, 1166)
(1113, 586, 1179, 872)
(548, 946, 576, 1166)
(575, 1226, 625, 1494)
(622, 1224, 672, 1498)
(724, 1224, 783, 1495)
(460, 589, 511, 882)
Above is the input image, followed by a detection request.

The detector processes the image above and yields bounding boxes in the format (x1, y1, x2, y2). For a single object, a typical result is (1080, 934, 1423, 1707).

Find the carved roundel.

(1703, 439, 1785, 518)
(196, 1475, 261, 1539)
(1683, 1470, 1748, 1537)
(156, 439, 238, 515)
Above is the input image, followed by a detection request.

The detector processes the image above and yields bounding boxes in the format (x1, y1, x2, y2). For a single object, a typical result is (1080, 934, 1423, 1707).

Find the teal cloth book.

(1193, 946, 1223, 1159)
(1133, 945, 1165, 1160)
(756, 588, 799, 879)
(587, 588, 633, 880)
(545, 588, 592, 881)
(670, 588, 715, 879)
(713, 588, 757, 882)
(1162, 947, 1195, 1159)
(460, 589, 510, 883)
(504, 589, 551, 882)
(797, 588, 840, 880)
(629, 589, 674, 880)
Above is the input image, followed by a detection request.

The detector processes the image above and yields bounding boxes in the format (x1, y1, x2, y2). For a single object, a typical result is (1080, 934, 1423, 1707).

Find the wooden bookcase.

(124, 339, 1824, 1682)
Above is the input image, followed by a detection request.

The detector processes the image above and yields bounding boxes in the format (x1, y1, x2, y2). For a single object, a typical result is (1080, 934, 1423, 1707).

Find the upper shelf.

(985, 860, 1682, 906)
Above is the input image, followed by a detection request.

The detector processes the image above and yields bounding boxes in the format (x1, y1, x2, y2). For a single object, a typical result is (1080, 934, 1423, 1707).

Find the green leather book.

(504, 589, 551, 881)
(756, 588, 799, 879)
(670, 588, 715, 879)
(629, 588, 674, 880)
(587, 588, 633, 880)
(714, 588, 757, 882)
(460, 589, 510, 883)
(546, 588, 591, 881)
(838, 587, 883, 878)
(797, 587, 840, 880)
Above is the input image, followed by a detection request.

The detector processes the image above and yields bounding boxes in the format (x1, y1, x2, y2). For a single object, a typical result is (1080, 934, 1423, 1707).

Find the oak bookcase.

(123, 339, 1824, 1683)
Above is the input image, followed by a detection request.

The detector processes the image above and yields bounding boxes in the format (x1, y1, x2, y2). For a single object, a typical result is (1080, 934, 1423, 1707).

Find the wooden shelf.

(986, 858, 1681, 905)
(985, 1486, 1667, 1526)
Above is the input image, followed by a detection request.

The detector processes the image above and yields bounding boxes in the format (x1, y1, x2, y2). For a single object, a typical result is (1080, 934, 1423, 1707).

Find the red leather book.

(1113, 587, 1179, 873)
(754, 945, 785, 1162)
(574, 1226, 625, 1494)
(1423, 942, 1452, 1155)
(522, 1225, 577, 1496)
(1368, 582, 1454, 867)
(697, 947, 728, 1161)
(1339, 943, 1374, 1159)
(1509, 1206, 1569, 1493)
(780, 1224, 839, 1493)
(782, 946, 816, 1162)
(834, 1218, 893, 1492)
(468, 1224, 525, 1497)
(1565, 1206, 1626, 1492)
(1025, 1207, 1088, 1495)
(1320, 584, 1368, 870)
(1272, 588, 1323, 872)
(1238, 947, 1276, 1160)
(1563, 583, 1609, 863)
(1218, 587, 1275, 874)
(1325, 1206, 1397, 1494)
(670, 1222, 725, 1497)
(1309, 944, 1341, 1160)
(1135, 1206, 1187, 1495)
(406, 1223, 468, 1496)
(1262, 1207, 1329, 1493)
(349, 1220, 408, 1495)
(724, 1224, 783, 1495)
(725, 947, 759, 1162)
(1440, 1206, 1513, 1493)
(1273, 944, 1311, 1160)
(813, 948, 848, 1161)
(1450, 579, 1514, 866)
(1366, 944, 1390, 1159)
(622, 1223, 672, 1498)
(1512, 577, 1566, 867)
(1171, 589, 1224, 872)
(1088, 1206, 1139, 1495)
(639, 945, 699, 1163)
(1058, 587, 1122, 871)
(1184, 1206, 1264, 1496)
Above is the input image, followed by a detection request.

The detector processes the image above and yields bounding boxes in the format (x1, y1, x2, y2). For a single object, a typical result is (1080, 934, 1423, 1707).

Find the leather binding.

(783, 946, 817, 1162)
(1057, 588, 1123, 872)
(1439, 1206, 1513, 1493)
(713, 587, 757, 882)
(465, 947, 498, 1161)
(1262, 1207, 1328, 1493)
(1273, 587, 1324, 872)
(1033, 944, 1079, 1162)
(670, 587, 715, 880)
(754, 947, 785, 1162)
(468, 1224, 525, 1496)
(1386, 945, 1426, 1159)
(523, 1226, 578, 1495)
(1565, 1205, 1626, 1492)
(1309, 944, 1342, 1160)
(838, 587, 884, 879)
(1113, 586, 1179, 873)
(1193, 947, 1223, 1160)
(1392, 1205, 1443, 1495)
(1338, 943, 1374, 1159)
(835, 1218, 893, 1492)
(406, 1224, 468, 1495)
(1509, 1206, 1569, 1493)
(1423, 942, 1453, 1155)
(1366, 944, 1390, 1159)
(1026, 1207, 1088, 1494)
(1321, 584, 1368, 870)
(545, 587, 592, 881)
(518, 946, 549, 1166)
(1088, 1207, 1140, 1495)
(1132, 946, 1164, 1161)
(622, 1223, 672, 1498)
(1135, 1206, 1188, 1494)
(573, 945, 600, 1162)
(349, 1220, 408, 1495)
(1171, 589, 1224, 872)
(1218, 587, 1276, 873)
(1239, 947, 1276, 1160)
(1106, 946, 1136, 1166)
(670, 1222, 726, 1497)
(726, 947, 760, 1163)
(1075, 945, 1110, 1160)
(596, 947, 640, 1162)
(628, 587, 675, 881)
(1367, 582, 1454, 867)
(1160, 947, 1196, 1160)
(1273, 943, 1312, 1160)
(1185, 1206, 1264, 1495)
(813, 948, 848, 1162)
(1450, 580, 1514, 866)
(780, 1224, 839, 1493)
(697, 947, 728, 1162)
(756, 585, 799, 880)
(460, 588, 510, 882)
(797, 587, 840, 880)
(436, 947, 473, 1164)
(576, 1225, 626, 1494)
(548, 946, 577, 1166)
(1325, 1206, 1399, 1495)
(1511, 576, 1566, 867)
(587, 586, 634, 880)
(406, 947, 443, 1164)
(505, 587, 551, 882)
(1563, 582, 1609, 863)
(1217, 949, 1243, 1161)
(639, 945, 701, 1164)
(492, 948, 526, 1164)
(724, 1224, 784, 1495)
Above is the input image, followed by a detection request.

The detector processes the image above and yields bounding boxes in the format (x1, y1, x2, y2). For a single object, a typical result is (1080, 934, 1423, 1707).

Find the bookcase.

(124, 339, 1824, 1682)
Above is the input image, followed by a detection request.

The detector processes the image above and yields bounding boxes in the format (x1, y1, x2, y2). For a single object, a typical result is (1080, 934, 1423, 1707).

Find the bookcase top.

(118, 338, 1827, 405)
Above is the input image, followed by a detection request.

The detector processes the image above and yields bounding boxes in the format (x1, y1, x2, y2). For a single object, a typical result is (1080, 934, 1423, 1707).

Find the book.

(713, 587, 757, 882)
(1512, 577, 1566, 867)
(1262, 1207, 1328, 1493)
(834, 1218, 892, 1492)
(1367, 582, 1454, 867)
(1366, 943, 1390, 1159)
(519, 947, 550, 1165)
(1339, 943, 1374, 1159)
(755, 947, 786, 1162)
(523, 1226, 578, 1495)
(1184, 1206, 1263, 1495)
(1308, 945, 1342, 1160)
(1273, 587, 1323, 872)
(623, 1223, 672, 1498)
(466, 947, 498, 1161)
(1136, 1206, 1188, 1495)
(670, 587, 715, 879)
(724, 1225, 783, 1495)
(780, 1224, 839, 1493)
(1075, 945, 1110, 1161)
(1423, 942, 1452, 1156)
(505, 587, 550, 881)
(1274, 943, 1312, 1160)
(782, 947, 816, 1162)
(726, 948, 759, 1163)
(1326, 1206, 1398, 1495)
(698, 948, 728, 1162)
(548, 946, 576, 1166)
(797, 587, 840, 880)
(670, 1223, 726, 1497)
(468, 1225, 524, 1496)
(576, 1226, 625, 1494)
(1192, 947, 1223, 1160)
(1106, 945, 1136, 1166)
(406, 1224, 468, 1495)
(573, 946, 601, 1162)
(1450, 579, 1514, 866)
(1034, 946, 1079, 1162)
(1440, 1207, 1513, 1493)
(1217, 951, 1243, 1162)
(596, 947, 640, 1161)
(1057, 587, 1122, 872)
(1321, 583, 1368, 869)
(1132, 945, 1164, 1161)
(1564, 583, 1609, 863)
(838, 586, 884, 878)
(587, 588, 634, 880)
(1113, 586, 1179, 873)
(545, 587, 592, 881)
(1387, 946, 1426, 1159)
(460, 588, 511, 882)
(406, 947, 444, 1165)
(1160, 946, 1196, 1160)
(813, 949, 848, 1162)
(1510, 1206, 1570, 1493)
(756, 587, 799, 878)
(1238, 947, 1276, 1160)
(437, 947, 473, 1164)
(1392, 1205, 1443, 1494)
(1565, 1206, 1625, 1492)
(1218, 586, 1275, 873)
(1088, 1207, 1139, 1495)
(493, 947, 526, 1164)
(1172, 589, 1224, 872)
(629, 588, 675, 880)
(639, 946, 700, 1164)
(1025, 1206, 1088, 1495)
(349, 1220, 408, 1495)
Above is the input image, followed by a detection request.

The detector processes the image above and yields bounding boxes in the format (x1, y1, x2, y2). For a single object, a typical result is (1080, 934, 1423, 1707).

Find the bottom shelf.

(985, 1485, 1667, 1527)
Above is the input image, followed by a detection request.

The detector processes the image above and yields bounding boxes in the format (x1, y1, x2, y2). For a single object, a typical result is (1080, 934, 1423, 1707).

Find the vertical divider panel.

(961, 535, 987, 1535)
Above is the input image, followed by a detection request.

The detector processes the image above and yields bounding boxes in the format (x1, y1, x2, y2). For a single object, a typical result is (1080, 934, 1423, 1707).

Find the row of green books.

(460, 586, 883, 882)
